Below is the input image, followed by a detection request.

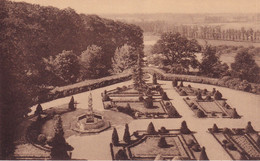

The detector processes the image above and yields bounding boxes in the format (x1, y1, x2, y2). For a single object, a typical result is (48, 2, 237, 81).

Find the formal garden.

(208, 122, 260, 160)
(110, 121, 209, 160)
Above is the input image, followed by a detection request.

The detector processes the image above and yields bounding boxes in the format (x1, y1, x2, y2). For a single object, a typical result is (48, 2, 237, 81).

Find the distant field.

(196, 39, 260, 48)
(143, 33, 260, 67)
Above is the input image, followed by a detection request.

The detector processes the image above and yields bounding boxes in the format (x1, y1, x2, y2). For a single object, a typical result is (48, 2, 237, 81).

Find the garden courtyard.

(24, 76, 260, 160)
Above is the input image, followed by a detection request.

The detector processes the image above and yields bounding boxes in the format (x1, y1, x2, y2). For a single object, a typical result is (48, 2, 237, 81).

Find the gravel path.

(29, 78, 260, 160)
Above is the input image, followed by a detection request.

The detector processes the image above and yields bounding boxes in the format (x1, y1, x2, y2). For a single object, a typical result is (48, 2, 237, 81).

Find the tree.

(152, 32, 201, 72)
(132, 52, 146, 92)
(200, 44, 229, 78)
(50, 115, 73, 160)
(231, 49, 260, 83)
(158, 137, 168, 148)
(123, 124, 131, 144)
(35, 104, 43, 115)
(112, 128, 119, 145)
(199, 147, 209, 160)
(152, 73, 157, 84)
(80, 45, 107, 79)
(46, 50, 80, 84)
(115, 149, 128, 160)
(111, 44, 138, 74)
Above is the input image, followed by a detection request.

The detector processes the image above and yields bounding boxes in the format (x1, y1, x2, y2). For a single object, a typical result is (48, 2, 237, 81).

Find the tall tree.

(152, 32, 201, 73)
(80, 45, 107, 79)
(50, 115, 73, 160)
(132, 52, 146, 92)
(200, 44, 229, 78)
(231, 49, 260, 83)
(111, 44, 138, 74)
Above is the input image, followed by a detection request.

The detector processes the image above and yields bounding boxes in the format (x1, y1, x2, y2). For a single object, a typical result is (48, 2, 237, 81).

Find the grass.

(197, 101, 223, 113)
(129, 136, 187, 158)
(114, 101, 165, 113)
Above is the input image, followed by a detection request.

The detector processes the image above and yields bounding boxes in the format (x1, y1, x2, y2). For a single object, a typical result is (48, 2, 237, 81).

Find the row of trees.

(0, 0, 143, 159)
(170, 25, 260, 42)
(150, 32, 260, 83)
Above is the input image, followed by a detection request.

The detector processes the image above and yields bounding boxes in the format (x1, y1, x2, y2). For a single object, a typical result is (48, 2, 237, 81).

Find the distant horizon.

(11, 0, 260, 15)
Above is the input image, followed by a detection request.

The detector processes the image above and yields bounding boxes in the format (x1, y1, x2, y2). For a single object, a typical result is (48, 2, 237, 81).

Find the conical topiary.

(180, 121, 191, 134)
(158, 136, 168, 148)
(35, 104, 43, 115)
(115, 149, 128, 160)
(172, 79, 178, 87)
(68, 96, 75, 110)
(180, 81, 184, 87)
(196, 92, 203, 100)
(223, 128, 232, 134)
(196, 109, 206, 118)
(112, 128, 119, 146)
(147, 122, 156, 134)
(199, 146, 209, 160)
(212, 124, 219, 133)
(123, 124, 131, 144)
(153, 73, 157, 84)
(162, 92, 169, 100)
(180, 90, 187, 96)
(231, 108, 240, 118)
(214, 90, 222, 100)
(212, 88, 216, 94)
(245, 121, 255, 133)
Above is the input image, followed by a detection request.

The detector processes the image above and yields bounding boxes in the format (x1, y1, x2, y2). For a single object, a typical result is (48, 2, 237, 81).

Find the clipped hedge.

(37, 71, 132, 104)
(144, 67, 260, 94)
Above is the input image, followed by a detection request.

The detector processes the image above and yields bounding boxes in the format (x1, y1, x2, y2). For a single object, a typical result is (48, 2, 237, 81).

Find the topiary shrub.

(180, 121, 191, 134)
(245, 121, 255, 133)
(139, 95, 144, 101)
(212, 124, 219, 133)
(153, 73, 157, 84)
(224, 104, 231, 109)
(102, 94, 110, 102)
(192, 144, 201, 152)
(162, 92, 169, 100)
(172, 79, 178, 87)
(179, 81, 184, 87)
(105, 104, 112, 109)
(68, 96, 75, 110)
(159, 127, 169, 134)
(199, 147, 209, 160)
(35, 104, 43, 115)
(187, 139, 195, 147)
(196, 92, 203, 100)
(222, 139, 228, 145)
(214, 90, 222, 100)
(112, 128, 119, 146)
(223, 128, 232, 134)
(186, 97, 190, 100)
(144, 96, 153, 108)
(226, 142, 237, 150)
(231, 108, 240, 118)
(123, 124, 131, 144)
(196, 109, 206, 118)
(37, 134, 47, 145)
(180, 90, 187, 96)
(115, 149, 128, 160)
(167, 106, 180, 118)
(205, 95, 212, 101)
(158, 136, 168, 148)
(187, 84, 191, 88)
(147, 122, 156, 134)
(212, 88, 216, 94)
(191, 104, 198, 110)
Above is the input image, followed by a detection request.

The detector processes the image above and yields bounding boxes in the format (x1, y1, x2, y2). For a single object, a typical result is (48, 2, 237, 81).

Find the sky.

(12, 0, 260, 14)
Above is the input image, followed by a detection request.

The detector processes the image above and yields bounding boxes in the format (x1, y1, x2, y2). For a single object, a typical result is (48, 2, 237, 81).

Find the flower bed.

(208, 123, 260, 160)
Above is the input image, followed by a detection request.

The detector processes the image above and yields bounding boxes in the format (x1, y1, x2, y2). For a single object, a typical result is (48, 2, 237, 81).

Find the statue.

(86, 93, 94, 123)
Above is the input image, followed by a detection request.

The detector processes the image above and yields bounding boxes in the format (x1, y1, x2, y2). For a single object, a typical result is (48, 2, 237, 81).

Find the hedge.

(143, 67, 260, 94)
(37, 71, 132, 104)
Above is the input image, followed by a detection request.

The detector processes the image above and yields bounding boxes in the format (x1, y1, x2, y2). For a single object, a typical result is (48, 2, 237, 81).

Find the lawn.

(197, 101, 223, 113)
(114, 101, 165, 113)
(129, 136, 187, 158)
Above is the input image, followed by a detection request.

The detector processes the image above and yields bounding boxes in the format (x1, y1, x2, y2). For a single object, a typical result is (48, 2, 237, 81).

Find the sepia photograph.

(0, 0, 260, 160)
